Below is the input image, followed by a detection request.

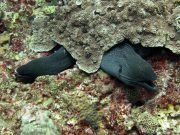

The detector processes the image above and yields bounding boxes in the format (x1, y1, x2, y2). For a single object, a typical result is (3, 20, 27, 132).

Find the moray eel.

(100, 43, 157, 91)
(15, 43, 157, 91)
(15, 46, 75, 83)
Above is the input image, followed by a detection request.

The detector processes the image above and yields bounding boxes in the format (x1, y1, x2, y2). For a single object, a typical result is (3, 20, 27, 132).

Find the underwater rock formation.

(20, 104, 60, 135)
(29, 0, 180, 73)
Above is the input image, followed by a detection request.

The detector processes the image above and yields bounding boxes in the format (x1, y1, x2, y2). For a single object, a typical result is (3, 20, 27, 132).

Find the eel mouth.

(137, 81, 157, 91)
(15, 71, 36, 84)
(119, 74, 157, 91)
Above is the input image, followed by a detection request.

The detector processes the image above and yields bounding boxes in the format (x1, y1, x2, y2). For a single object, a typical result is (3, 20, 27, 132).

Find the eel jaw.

(137, 81, 157, 91)
(15, 71, 36, 84)
(119, 74, 157, 91)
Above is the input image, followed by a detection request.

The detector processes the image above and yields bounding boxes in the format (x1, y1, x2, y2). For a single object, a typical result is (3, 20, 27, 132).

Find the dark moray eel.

(15, 47, 75, 83)
(15, 43, 157, 91)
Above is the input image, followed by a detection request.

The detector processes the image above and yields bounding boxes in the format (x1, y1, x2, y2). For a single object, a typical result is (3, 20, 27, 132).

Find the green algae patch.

(124, 108, 159, 134)
(32, 0, 57, 16)
(0, 117, 8, 129)
(59, 90, 101, 130)
(125, 105, 180, 134)
(33, 6, 57, 16)
(157, 104, 180, 134)
(0, 32, 10, 45)
(20, 105, 60, 135)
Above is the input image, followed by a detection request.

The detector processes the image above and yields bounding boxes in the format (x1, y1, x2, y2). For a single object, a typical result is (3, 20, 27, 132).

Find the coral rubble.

(20, 104, 60, 135)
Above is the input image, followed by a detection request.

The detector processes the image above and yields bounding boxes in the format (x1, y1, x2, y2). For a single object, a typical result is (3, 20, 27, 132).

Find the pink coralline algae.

(8, 0, 35, 13)
(10, 37, 24, 52)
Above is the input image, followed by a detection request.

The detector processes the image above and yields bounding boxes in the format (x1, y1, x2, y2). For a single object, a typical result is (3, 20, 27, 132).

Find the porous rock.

(28, 15, 56, 51)
(20, 104, 60, 135)
(29, 0, 180, 73)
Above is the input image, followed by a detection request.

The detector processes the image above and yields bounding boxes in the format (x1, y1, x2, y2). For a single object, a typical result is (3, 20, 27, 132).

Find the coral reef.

(29, 0, 180, 73)
(0, 58, 179, 134)
(0, 0, 179, 134)
(127, 108, 160, 134)
(125, 105, 180, 135)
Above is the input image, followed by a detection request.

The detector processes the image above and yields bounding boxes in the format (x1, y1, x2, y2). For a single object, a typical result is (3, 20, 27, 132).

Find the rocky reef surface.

(0, 0, 180, 135)
(29, 0, 179, 73)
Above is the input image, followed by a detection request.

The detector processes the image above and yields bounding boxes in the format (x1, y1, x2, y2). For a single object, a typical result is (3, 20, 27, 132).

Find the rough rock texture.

(128, 108, 160, 134)
(29, 0, 180, 73)
(29, 15, 57, 51)
(20, 104, 60, 135)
